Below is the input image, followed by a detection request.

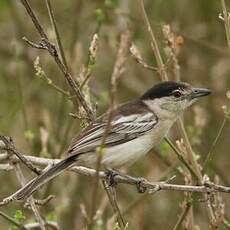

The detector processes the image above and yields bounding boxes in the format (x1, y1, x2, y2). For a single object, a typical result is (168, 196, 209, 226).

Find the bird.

(4, 81, 211, 201)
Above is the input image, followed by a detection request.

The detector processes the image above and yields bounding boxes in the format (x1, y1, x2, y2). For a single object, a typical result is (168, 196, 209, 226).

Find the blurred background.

(0, 0, 229, 229)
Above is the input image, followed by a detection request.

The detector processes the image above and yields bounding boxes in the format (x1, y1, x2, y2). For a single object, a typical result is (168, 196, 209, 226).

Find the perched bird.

(6, 81, 211, 201)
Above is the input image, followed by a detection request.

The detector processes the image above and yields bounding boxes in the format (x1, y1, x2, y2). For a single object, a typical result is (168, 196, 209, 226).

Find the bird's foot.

(134, 177, 147, 193)
(120, 174, 147, 193)
(105, 169, 120, 186)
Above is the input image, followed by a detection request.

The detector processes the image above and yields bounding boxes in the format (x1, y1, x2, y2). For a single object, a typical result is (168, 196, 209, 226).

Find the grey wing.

(68, 112, 157, 154)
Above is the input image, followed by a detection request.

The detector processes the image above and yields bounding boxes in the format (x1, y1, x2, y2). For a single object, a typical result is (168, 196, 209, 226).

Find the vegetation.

(0, 0, 229, 229)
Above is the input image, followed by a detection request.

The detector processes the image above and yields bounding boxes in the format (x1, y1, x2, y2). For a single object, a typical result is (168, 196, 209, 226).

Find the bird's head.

(141, 81, 211, 120)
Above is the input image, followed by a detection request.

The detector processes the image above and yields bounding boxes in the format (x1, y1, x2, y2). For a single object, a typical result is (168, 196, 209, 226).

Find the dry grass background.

(0, 0, 230, 229)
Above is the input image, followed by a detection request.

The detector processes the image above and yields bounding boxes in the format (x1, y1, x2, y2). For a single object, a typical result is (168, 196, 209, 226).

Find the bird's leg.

(105, 168, 120, 186)
(135, 178, 147, 193)
(122, 175, 147, 193)
(105, 169, 147, 193)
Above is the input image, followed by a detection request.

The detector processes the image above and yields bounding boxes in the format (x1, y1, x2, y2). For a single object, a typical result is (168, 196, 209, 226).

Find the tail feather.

(12, 155, 77, 200)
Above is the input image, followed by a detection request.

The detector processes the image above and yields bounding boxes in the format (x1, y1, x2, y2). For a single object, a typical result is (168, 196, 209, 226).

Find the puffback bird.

(3, 81, 211, 202)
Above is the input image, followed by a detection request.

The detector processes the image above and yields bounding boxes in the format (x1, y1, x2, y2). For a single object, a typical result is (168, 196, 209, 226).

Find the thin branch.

(0, 135, 41, 175)
(203, 118, 227, 171)
(19, 0, 95, 120)
(0, 210, 58, 230)
(2, 144, 46, 230)
(89, 31, 131, 227)
(45, 0, 67, 67)
(0, 211, 27, 230)
(220, 0, 230, 49)
(33, 56, 71, 99)
(0, 153, 229, 194)
(130, 43, 158, 72)
(25, 221, 59, 230)
(79, 33, 99, 90)
(110, 186, 126, 228)
(139, 0, 168, 81)
(1, 153, 230, 207)
(14, 164, 46, 230)
(164, 137, 199, 180)
(102, 180, 126, 229)
(172, 202, 191, 230)
(24, 195, 54, 207)
(20, 0, 48, 39)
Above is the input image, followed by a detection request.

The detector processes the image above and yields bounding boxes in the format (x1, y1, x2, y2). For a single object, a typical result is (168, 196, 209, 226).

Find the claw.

(105, 169, 119, 186)
(135, 178, 147, 193)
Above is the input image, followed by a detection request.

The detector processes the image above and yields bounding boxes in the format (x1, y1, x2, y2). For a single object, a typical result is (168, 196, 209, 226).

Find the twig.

(172, 202, 191, 230)
(177, 118, 203, 182)
(102, 180, 126, 229)
(139, 0, 168, 81)
(45, 0, 67, 66)
(19, 0, 95, 120)
(176, 120, 218, 228)
(79, 33, 99, 90)
(1, 153, 230, 207)
(220, 0, 230, 49)
(0, 155, 229, 193)
(110, 186, 126, 228)
(25, 221, 59, 230)
(33, 56, 71, 98)
(162, 24, 182, 81)
(3, 144, 46, 230)
(0, 135, 41, 175)
(24, 195, 54, 207)
(88, 31, 131, 227)
(0, 210, 27, 230)
(14, 164, 46, 230)
(0, 209, 58, 230)
(164, 137, 199, 180)
(203, 118, 227, 171)
(130, 43, 158, 72)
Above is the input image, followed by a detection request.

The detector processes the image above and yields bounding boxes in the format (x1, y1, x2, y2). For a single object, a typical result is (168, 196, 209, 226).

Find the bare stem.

(0, 211, 27, 230)
(19, 0, 95, 120)
(102, 181, 126, 229)
(220, 0, 230, 49)
(45, 0, 67, 66)
(1, 152, 230, 207)
(177, 118, 203, 182)
(139, 0, 168, 81)
(164, 137, 198, 180)
(0, 135, 41, 175)
(172, 202, 191, 230)
(203, 118, 227, 171)
(14, 164, 46, 230)
(88, 31, 130, 227)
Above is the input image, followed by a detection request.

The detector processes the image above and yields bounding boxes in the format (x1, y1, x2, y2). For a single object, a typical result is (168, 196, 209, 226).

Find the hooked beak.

(190, 87, 211, 99)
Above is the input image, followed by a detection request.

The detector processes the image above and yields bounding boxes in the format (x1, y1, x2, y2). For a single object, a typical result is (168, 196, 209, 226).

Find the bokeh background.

(0, 0, 230, 229)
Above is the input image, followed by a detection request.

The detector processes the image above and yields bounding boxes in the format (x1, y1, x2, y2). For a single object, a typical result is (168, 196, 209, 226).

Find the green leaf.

(14, 210, 25, 223)
(24, 130, 35, 141)
(95, 8, 105, 23)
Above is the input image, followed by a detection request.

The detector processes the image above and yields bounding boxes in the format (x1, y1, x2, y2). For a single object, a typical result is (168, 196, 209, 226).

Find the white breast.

(100, 119, 174, 168)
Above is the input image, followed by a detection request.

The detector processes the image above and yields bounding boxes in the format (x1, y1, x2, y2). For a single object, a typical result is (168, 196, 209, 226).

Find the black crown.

(141, 81, 189, 100)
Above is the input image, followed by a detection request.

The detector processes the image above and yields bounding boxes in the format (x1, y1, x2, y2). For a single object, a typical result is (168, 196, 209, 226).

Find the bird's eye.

(173, 90, 182, 98)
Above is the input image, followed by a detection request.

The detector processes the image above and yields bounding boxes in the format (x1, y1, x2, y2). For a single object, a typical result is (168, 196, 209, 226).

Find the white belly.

(79, 119, 174, 168)
(102, 121, 173, 168)
(102, 133, 155, 167)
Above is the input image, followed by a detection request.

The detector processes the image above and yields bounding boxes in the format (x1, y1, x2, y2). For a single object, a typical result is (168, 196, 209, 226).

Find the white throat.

(144, 99, 182, 121)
